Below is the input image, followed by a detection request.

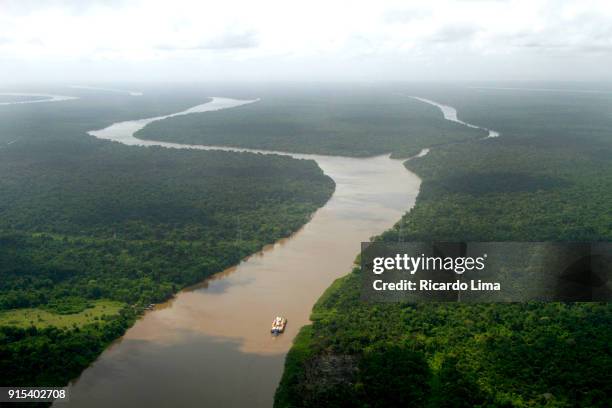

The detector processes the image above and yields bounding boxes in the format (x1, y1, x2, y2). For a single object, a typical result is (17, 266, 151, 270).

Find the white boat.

(271, 316, 287, 335)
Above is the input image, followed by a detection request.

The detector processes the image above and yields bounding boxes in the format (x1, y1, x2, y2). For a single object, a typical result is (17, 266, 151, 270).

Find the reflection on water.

(58, 97, 422, 408)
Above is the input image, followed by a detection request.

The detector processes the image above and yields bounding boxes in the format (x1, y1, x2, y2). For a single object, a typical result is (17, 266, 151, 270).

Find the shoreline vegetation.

(1, 85, 610, 407)
(273, 88, 612, 407)
(0, 92, 335, 389)
(136, 92, 485, 158)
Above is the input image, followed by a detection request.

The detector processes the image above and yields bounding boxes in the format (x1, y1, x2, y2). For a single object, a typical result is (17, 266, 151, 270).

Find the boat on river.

(271, 316, 287, 335)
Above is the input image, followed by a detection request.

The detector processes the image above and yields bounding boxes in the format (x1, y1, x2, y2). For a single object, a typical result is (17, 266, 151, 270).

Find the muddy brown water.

(54, 97, 423, 407)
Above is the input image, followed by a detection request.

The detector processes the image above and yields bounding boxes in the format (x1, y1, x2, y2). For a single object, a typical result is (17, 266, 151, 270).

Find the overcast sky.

(1, 0, 612, 83)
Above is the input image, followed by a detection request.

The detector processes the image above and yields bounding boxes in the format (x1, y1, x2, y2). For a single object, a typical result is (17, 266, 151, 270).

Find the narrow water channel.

(409, 96, 500, 138)
(55, 97, 423, 407)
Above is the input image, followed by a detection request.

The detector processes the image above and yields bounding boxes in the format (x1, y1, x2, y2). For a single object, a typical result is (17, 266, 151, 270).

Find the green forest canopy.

(136, 90, 485, 158)
(0, 88, 334, 387)
(275, 86, 612, 408)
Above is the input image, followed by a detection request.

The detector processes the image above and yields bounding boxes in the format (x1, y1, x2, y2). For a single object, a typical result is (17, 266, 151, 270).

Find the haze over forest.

(2, 0, 612, 84)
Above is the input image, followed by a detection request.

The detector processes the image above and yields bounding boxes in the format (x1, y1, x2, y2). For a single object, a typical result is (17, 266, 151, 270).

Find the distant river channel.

(55, 97, 422, 408)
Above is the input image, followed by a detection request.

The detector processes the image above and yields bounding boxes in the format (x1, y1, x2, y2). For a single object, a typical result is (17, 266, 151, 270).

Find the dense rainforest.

(2, 84, 611, 407)
(136, 90, 485, 158)
(274, 86, 612, 407)
(0, 88, 334, 388)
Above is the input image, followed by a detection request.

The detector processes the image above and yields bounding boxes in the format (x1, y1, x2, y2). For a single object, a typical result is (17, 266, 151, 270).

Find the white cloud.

(155, 31, 259, 51)
(1, 0, 611, 82)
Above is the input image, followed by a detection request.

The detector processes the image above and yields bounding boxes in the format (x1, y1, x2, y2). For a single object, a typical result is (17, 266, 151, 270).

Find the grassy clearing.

(0, 300, 124, 329)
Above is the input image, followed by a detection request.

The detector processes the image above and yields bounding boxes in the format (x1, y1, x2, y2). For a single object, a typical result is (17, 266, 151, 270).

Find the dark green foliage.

(358, 344, 430, 408)
(43, 297, 93, 315)
(431, 355, 491, 408)
(0, 90, 334, 388)
(137, 91, 484, 158)
(385, 89, 612, 243)
(0, 142, 334, 312)
(276, 86, 612, 408)
(279, 270, 612, 407)
(0, 140, 332, 241)
(0, 308, 136, 386)
(0, 86, 214, 145)
(421, 172, 568, 197)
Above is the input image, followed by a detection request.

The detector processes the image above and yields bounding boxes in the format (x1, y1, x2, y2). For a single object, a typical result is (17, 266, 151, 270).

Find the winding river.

(52, 95, 487, 407)
(409, 96, 499, 138)
(51, 97, 421, 407)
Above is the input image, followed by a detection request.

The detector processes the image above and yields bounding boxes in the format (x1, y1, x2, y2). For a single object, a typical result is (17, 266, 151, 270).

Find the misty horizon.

(2, 0, 612, 84)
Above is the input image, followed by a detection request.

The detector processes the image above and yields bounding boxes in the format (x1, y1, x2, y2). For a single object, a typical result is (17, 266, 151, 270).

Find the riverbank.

(0, 94, 336, 396)
(57, 97, 423, 407)
(274, 89, 612, 407)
